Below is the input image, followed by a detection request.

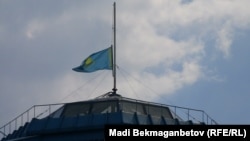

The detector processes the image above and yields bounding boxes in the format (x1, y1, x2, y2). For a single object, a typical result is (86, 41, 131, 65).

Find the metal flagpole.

(112, 2, 117, 94)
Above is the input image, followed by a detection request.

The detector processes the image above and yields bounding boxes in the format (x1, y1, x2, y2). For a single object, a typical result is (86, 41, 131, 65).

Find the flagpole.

(112, 2, 117, 94)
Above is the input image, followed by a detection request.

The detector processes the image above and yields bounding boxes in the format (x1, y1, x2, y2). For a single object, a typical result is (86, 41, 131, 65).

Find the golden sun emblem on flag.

(84, 57, 93, 66)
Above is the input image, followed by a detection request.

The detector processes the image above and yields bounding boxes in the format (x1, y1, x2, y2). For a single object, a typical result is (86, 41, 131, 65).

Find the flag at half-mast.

(72, 47, 113, 73)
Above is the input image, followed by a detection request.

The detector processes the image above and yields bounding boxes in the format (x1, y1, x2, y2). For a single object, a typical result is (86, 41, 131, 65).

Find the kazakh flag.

(73, 47, 113, 73)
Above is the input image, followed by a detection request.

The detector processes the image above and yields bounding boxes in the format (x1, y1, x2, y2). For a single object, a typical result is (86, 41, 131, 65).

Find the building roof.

(0, 92, 215, 141)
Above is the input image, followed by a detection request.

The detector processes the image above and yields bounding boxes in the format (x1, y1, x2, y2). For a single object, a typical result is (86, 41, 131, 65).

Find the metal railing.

(167, 104, 217, 125)
(97, 92, 218, 125)
(0, 103, 64, 139)
(0, 99, 218, 139)
(118, 97, 218, 125)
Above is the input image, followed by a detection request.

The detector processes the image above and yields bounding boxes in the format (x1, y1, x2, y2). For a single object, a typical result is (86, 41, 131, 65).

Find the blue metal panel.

(149, 115, 163, 125)
(179, 120, 193, 125)
(92, 114, 108, 126)
(60, 116, 78, 131)
(76, 114, 92, 128)
(107, 112, 123, 124)
(27, 118, 48, 135)
(44, 118, 63, 134)
(19, 122, 29, 137)
(136, 114, 151, 125)
(122, 112, 138, 124)
(164, 118, 179, 125)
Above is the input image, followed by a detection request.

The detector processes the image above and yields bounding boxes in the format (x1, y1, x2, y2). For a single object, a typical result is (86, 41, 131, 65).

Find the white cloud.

(102, 0, 250, 100)
(25, 20, 46, 39)
(36, 0, 250, 102)
(2, 0, 250, 110)
(216, 21, 233, 58)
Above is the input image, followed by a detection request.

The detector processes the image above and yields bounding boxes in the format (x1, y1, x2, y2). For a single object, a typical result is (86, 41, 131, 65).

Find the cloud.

(216, 21, 233, 58)
(1, 0, 250, 127)
(26, 0, 249, 101)
(102, 0, 250, 101)
(26, 20, 46, 39)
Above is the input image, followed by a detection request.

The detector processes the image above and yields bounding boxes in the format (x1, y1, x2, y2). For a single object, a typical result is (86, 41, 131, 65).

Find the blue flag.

(73, 47, 113, 73)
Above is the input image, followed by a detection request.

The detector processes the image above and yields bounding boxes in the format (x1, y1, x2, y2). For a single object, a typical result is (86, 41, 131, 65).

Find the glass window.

(63, 103, 91, 117)
(49, 106, 64, 118)
(146, 105, 173, 118)
(121, 101, 146, 115)
(147, 105, 162, 116)
(91, 101, 117, 114)
(161, 107, 173, 119)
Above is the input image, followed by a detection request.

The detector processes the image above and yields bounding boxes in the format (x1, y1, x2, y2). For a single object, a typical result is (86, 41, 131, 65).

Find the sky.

(0, 0, 250, 130)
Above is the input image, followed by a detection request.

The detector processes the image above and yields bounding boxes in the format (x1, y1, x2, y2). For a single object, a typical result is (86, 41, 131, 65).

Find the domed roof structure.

(0, 92, 216, 141)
